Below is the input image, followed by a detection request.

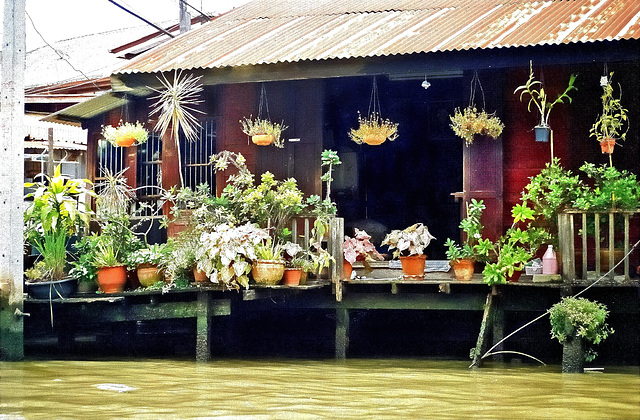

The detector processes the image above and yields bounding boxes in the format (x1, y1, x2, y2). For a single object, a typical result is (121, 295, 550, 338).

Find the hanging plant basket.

(349, 77, 398, 146)
(534, 125, 551, 143)
(251, 134, 275, 146)
(599, 138, 616, 154)
(101, 121, 149, 147)
(241, 84, 288, 148)
(450, 73, 504, 146)
(349, 112, 398, 145)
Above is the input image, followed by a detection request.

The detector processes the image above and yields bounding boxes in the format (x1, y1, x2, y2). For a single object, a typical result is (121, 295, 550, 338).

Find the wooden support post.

(491, 291, 504, 362)
(329, 217, 344, 302)
(195, 292, 211, 362)
(470, 292, 494, 368)
(0, 0, 26, 361)
(335, 307, 349, 359)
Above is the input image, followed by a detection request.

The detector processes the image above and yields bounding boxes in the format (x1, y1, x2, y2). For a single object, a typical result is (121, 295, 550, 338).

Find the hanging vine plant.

(349, 77, 398, 146)
(240, 84, 288, 148)
(450, 72, 504, 146)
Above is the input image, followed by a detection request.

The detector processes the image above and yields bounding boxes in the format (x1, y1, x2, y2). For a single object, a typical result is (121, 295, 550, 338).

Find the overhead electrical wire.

(25, 11, 101, 91)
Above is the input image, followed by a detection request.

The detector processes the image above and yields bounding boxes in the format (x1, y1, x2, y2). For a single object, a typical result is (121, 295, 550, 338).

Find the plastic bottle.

(542, 245, 557, 275)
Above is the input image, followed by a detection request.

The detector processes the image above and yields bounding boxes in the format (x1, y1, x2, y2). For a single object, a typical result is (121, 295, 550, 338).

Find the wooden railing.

(558, 210, 638, 282)
(290, 216, 344, 300)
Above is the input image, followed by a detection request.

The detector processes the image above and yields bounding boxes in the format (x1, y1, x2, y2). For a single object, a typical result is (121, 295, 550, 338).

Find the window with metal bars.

(179, 118, 217, 194)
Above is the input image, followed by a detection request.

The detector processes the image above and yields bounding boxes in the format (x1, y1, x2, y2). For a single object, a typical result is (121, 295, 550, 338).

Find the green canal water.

(1, 359, 638, 419)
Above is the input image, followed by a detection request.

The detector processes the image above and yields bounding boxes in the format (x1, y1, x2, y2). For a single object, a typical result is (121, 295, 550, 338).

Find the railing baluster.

(625, 213, 630, 282)
(609, 212, 615, 281)
(582, 213, 587, 280)
(595, 213, 601, 276)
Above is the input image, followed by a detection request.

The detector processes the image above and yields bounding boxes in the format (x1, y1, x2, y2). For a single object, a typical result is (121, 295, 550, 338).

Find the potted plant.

(514, 61, 577, 144)
(589, 72, 629, 159)
(343, 228, 384, 280)
(240, 116, 288, 148)
(549, 296, 614, 373)
(24, 230, 77, 299)
(251, 238, 286, 285)
(449, 106, 504, 146)
(444, 199, 486, 281)
(349, 111, 398, 146)
(195, 222, 269, 290)
(101, 121, 149, 147)
(574, 163, 640, 211)
(382, 223, 436, 278)
(23, 165, 94, 298)
(92, 238, 129, 293)
(478, 203, 551, 285)
(127, 243, 170, 287)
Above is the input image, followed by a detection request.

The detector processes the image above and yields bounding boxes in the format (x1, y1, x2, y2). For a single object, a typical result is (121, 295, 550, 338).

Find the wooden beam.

(0, 0, 25, 361)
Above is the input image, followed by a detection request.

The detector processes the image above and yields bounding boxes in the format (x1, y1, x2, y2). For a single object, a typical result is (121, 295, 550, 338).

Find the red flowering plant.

(343, 228, 384, 272)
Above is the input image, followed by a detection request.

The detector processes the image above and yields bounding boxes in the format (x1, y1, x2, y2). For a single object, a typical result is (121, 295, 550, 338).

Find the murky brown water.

(1, 359, 638, 419)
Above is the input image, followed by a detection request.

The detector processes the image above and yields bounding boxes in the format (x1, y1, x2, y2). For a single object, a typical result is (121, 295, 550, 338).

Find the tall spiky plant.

(149, 69, 204, 187)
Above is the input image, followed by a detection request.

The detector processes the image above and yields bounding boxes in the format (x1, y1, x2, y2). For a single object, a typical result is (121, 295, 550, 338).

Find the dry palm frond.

(149, 69, 204, 142)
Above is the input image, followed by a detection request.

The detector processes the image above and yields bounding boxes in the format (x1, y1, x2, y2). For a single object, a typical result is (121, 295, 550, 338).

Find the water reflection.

(1, 359, 638, 419)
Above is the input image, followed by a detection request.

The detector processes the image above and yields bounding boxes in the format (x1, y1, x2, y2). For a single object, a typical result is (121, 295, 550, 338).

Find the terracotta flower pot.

(115, 135, 136, 147)
(97, 265, 127, 293)
(362, 133, 387, 146)
(193, 267, 209, 283)
(251, 260, 285, 285)
(600, 138, 616, 154)
(137, 263, 163, 287)
(507, 270, 522, 283)
(451, 258, 475, 281)
(343, 260, 353, 280)
(282, 268, 303, 286)
(399, 254, 426, 278)
(252, 134, 274, 146)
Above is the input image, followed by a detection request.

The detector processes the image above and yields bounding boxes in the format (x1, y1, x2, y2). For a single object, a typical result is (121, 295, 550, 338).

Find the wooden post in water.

(0, 0, 26, 361)
(335, 307, 349, 359)
(196, 292, 211, 362)
(469, 292, 494, 368)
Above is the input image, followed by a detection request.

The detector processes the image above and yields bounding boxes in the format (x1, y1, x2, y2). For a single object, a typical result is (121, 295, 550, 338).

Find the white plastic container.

(542, 245, 557, 275)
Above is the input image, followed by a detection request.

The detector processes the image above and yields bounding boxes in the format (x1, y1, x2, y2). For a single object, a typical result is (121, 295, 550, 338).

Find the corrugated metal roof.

(41, 91, 129, 126)
(115, 0, 640, 74)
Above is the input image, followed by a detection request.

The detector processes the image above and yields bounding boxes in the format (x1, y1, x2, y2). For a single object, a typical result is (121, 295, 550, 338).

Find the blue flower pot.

(26, 277, 77, 299)
(534, 125, 550, 142)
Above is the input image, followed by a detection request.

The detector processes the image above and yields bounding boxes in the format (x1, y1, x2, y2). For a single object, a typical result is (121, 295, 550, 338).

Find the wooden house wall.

(81, 48, 640, 251)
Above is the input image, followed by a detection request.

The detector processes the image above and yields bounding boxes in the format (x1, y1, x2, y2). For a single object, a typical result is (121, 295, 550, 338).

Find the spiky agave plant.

(149, 69, 204, 187)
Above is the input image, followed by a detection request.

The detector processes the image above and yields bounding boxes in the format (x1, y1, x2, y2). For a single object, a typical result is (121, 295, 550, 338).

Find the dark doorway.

(323, 75, 464, 258)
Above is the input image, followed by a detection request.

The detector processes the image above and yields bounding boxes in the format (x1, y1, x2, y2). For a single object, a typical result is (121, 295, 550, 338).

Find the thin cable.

(26, 11, 102, 91)
(477, 238, 640, 365)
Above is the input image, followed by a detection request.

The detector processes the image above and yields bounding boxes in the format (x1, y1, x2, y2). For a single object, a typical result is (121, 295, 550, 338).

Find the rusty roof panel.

(115, 0, 640, 75)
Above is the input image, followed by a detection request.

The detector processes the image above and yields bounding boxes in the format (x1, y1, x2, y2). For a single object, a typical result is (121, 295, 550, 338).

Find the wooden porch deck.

(22, 264, 639, 362)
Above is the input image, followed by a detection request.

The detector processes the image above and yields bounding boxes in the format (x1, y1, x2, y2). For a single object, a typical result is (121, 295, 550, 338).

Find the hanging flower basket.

(349, 112, 398, 145)
(240, 116, 287, 148)
(534, 125, 551, 143)
(450, 106, 504, 146)
(101, 121, 149, 147)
